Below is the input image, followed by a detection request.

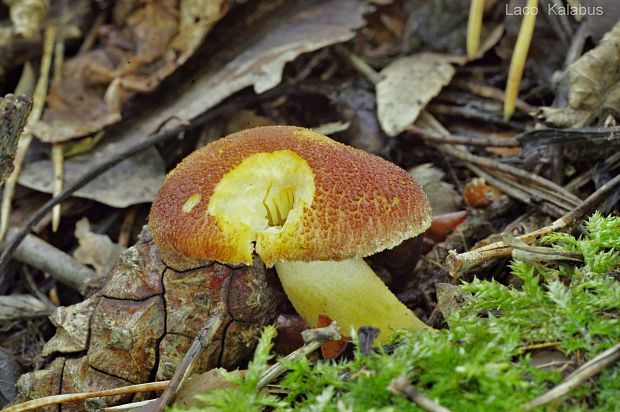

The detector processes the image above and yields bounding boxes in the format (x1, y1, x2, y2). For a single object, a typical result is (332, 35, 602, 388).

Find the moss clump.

(173, 213, 620, 411)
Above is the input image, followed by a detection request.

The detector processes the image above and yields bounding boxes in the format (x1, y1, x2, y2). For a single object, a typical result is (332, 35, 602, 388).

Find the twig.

(517, 126, 620, 154)
(51, 34, 65, 232)
(8, 228, 97, 291)
(257, 321, 341, 390)
(464, 164, 569, 218)
(565, 152, 620, 192)
(0, 381, 169, 412)
(135, 310, 224, 412)
(451, 79, 536, 114)
(103, 399, 156, 411)
(446, 173, 620, 276)
(501, 233, 582, 264)
(522, 342, 620, 410)
(428, 103, 526, 130)
(405, 125, 519, 148)
(117, 206, 137, 247)
(51, 144, 63, 231)
(78, 12, 105, 53)
(0, 26, 55, 240)
(438, 145, 582, 209)
(388, 375, 453, 412)
(334, 45, 383, 85)
(0, 294, 51, 321)
(23, 266, 56, 310)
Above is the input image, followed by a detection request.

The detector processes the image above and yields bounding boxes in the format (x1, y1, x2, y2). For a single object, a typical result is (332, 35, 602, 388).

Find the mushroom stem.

(274, 258, 429, 344)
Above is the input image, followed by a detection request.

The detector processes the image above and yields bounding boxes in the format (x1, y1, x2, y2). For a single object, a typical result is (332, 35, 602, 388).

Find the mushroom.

(149, 126, 432, 344)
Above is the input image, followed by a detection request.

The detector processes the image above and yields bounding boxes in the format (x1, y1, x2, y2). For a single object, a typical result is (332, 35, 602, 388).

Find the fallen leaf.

(18, 146, 165, 208)
(274, 313, 307, 355)
(463, 178, 502, 208)
(377, 53, 456, 136)
(407, 0, 469, 54)
(103, 0, 372, 148)
(4, 0, 48, 39)
(174, 368, 244, 408)
(435, 283, 471, 322)
(312, 121, 351, 136)
(317, 314, 347, 359)
(567, 20, 620, 121)
(408, 163, 461, 215)
(73, 218, 126, 277)
(426, 211, 468, 243)
(33, 0, 230, 142)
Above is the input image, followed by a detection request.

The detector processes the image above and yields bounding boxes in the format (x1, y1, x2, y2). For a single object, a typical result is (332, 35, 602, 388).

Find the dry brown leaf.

(538, 19, 620, 127)
(4, 0, 48, 39)
(33, 0, 230, 143)
(173, 369, 244, 408)
(73, 218, 126, 277)
(18, 147, 165, 208)
(408, 163, 460, 215)
(567, 20, 620, 118)
(377, 53, 456, 136)
(436, 283, 471, 323)
(81, 0, 370, 152)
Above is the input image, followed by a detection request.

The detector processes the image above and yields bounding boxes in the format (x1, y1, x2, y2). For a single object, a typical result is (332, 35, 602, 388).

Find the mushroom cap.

(149, 126, 431, 266)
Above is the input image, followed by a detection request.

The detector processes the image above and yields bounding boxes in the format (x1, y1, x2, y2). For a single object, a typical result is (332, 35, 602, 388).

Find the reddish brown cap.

(149, 126, 431, 266)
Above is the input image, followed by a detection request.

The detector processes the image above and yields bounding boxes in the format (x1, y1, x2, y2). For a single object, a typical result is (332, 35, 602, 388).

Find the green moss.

(171, 213, 620, 411)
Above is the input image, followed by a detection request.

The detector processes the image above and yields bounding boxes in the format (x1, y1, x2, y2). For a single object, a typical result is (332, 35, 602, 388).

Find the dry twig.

(51, 32, 65, 232)
(465, 164, 569, 218)
(406, 125, 519, 148)
(522, 342, 620, 410)
(451, 79, 536, 114)
(446, 173, 620, 276)
(388, 375, 453, 412)
(8, 229, 96, 291)
(438, 145, 582, 210)
(1, 381, 169, 412)
(257, 321, 341, 390)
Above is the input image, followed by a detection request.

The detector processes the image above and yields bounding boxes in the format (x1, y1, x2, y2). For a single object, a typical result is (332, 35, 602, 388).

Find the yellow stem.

(467, 0, 485, 59)
(275, 258, 429, 344)
(504, 0, 538, 120)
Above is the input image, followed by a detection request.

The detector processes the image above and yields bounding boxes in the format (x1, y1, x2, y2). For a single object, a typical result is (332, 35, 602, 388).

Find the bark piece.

(0, 94, 31, 185)
(87, 295, 165, 383)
